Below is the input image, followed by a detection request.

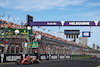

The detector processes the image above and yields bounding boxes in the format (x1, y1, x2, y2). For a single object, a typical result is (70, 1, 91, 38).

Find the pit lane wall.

(0, 54, 93, 63)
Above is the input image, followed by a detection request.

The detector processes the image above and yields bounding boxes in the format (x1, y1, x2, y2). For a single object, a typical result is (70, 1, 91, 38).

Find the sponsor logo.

(60, 56, 64, 59)
(61, 21, 65, 26)
(41, 56, 46, 60)
(6, 56, 21, 61)
(51, 56, 57, 59)
(66, 56, 70, 58)
(69, 22, 90, 25)
(47, 22, 57, 25)
(68, 31, 79, 34)
(82, 31, 90, 37)
(14, 29, 19, 34)
(84, 33, 89, 36)
(94, 21, 99, 26)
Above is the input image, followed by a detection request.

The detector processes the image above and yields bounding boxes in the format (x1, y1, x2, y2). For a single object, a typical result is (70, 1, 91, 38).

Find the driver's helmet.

(26, 55, 30, 58)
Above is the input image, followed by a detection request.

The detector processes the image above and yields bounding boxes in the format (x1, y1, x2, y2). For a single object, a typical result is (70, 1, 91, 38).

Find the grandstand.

(0, 19, 84, 47)
(0, 19, 100, 56)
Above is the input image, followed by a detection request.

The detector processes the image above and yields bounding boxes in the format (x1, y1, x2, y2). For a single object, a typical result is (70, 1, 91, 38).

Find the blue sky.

(0, 0, 100, 48)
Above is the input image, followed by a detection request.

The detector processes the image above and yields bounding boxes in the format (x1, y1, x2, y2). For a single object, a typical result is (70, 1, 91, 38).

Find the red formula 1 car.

(16, 56, 39, 65)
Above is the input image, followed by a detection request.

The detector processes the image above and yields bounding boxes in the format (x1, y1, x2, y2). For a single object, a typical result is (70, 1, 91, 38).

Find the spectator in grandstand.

(0, 24, 4, 28)
(34, 39, 37, 42)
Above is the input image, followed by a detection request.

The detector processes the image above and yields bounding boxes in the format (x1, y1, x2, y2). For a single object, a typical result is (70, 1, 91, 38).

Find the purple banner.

(64, 21, 95, 26)
(29, 21, 100, 26)
(29, 21, 62, 26)
(97, 21, 100, 26)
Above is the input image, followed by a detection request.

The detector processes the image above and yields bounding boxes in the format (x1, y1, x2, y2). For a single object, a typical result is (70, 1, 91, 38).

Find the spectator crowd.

(0, 19, 84, 48)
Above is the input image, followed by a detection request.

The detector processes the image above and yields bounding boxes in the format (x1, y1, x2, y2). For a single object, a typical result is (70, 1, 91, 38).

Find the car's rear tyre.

(16, 59, 21, 65)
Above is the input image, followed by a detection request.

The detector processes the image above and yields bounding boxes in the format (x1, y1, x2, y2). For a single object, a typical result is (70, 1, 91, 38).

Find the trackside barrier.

(65, 55, 70, 59)
(96, 55, 100, 58)
(39, 54, 49, 60)
(1, 54, 4, 63)
(70, 55, 92, 59)
(0, 54, 1, 63)
(51, 54, 58, 59)
(3, 54, 22, 62)
(59, 54, 65, 59)
(1, 54, 95, 63)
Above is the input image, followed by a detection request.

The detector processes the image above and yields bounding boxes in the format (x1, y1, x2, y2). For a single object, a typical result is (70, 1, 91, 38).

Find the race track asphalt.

(0, 58, 100, 67)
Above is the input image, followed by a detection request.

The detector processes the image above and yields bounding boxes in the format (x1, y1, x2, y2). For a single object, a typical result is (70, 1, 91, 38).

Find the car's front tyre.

(16, 59, 21, 65)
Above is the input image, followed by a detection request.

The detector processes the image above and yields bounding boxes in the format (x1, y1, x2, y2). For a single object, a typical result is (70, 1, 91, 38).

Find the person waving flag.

(17, 18, 19, 22)
(8, 14, 10, 19)
(2, 12, 5, 17)
(13, 15, 15, 20)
